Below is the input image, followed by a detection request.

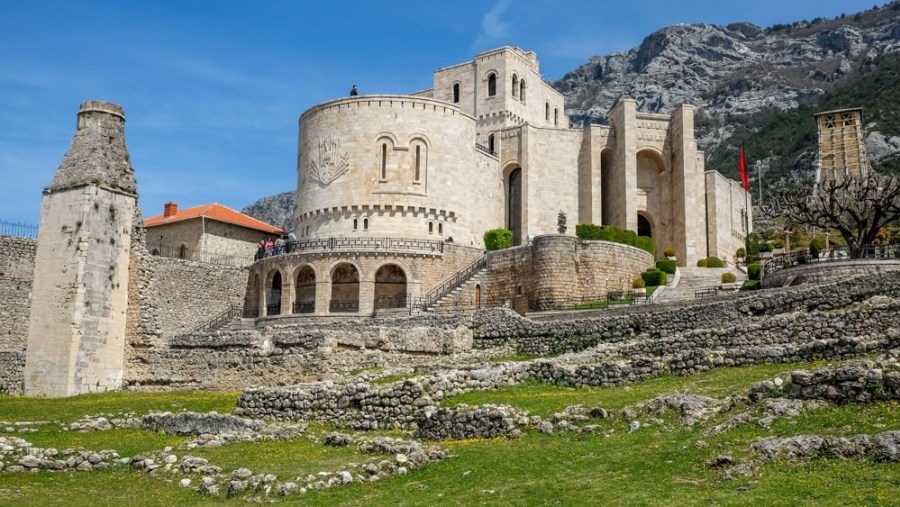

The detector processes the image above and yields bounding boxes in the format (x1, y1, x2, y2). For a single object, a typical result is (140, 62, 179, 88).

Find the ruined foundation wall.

(0, 235, 36, 352)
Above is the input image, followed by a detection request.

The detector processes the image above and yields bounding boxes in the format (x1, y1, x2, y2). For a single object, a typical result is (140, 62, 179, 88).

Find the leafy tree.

(762, 174, 900, 256)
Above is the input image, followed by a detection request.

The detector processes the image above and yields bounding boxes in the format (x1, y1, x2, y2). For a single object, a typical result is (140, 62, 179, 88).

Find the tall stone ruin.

(24, 101, 137, 397)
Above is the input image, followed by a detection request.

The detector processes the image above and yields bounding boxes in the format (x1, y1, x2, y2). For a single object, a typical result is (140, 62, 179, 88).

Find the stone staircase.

(430, 268, 487, 313)
(654, 266, 747, 302)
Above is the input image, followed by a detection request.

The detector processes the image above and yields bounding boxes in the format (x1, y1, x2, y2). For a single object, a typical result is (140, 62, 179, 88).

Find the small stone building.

(144, 202, 283, 265)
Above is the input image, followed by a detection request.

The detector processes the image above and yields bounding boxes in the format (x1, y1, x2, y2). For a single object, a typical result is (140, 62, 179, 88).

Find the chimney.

(164, 202, 178, 217)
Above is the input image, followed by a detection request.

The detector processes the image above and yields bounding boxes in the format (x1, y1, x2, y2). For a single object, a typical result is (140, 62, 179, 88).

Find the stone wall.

(761, 259, 900, 289)
(484, 235, 654, 309)
(0, 235, 36, 352)
(0, 351, 24, 395)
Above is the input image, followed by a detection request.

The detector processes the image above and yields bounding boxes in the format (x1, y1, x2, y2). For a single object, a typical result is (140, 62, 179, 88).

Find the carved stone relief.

(309, 135, 349, 185)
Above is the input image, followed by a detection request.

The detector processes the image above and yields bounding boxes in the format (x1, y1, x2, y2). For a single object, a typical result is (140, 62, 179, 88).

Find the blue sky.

(0, 0, 877, 225)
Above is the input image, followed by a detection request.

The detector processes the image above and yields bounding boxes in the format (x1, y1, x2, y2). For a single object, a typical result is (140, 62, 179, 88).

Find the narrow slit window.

(428, 222, 433, 234)
(520, 79, 526, 103)
(545, 102, 550, 121)
(353, 218, 358, 230)
(452, 83, 460, 103)
(488, 73, 496, 97)
(488, 134, 495, 154)
(363, 217, 369, 231)
(415, 145, 421, 181)
(512, 75, 518, 98)
(380, 143, 387, 180)
(438, 223, 443, 234)
(554, 108, 559, 126)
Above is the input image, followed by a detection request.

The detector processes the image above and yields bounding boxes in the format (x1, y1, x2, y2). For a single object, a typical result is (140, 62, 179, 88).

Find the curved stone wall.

(296, 95, 503, 248)
(761, 260, 900, 289)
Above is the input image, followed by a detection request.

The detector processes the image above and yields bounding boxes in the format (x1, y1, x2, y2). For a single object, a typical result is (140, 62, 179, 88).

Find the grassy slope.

(705, 51, 900, 192)
(1, 363, 898, 506)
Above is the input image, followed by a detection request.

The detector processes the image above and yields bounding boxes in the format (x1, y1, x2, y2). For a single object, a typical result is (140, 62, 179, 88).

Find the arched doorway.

(637, 213, 652, 238)
(507, 167, 522, 245)
(330, 263, 359, 313)
(267, 271, 282, 316)
(374, 264, 407, 309)
(294, 266, 316, 314)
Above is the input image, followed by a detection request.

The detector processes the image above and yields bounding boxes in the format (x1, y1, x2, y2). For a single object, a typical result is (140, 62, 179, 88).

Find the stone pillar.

(670, 105, 704, 266)
(24, 101, 137, 397)
(610, 100, 637, 231)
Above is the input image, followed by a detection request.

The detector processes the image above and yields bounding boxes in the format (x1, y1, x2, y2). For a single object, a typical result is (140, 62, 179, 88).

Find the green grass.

(568, 286, 659, 311)
(1, 361, 898, 506)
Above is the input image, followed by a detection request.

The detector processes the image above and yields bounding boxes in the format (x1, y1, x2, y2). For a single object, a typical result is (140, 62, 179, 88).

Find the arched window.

(554, 108, 559, 126)
(452, 83, 460, 103)
(511, 75, 519, 98)
(428, 221, 434, 234)
(438, 222, 444, 235)
(415, 145, 421, 181)
(487, 73, 497, 97)
(380, 143, 387, 180)
(488, 133, 495, 154)
(363, 217, 369, 231)
(545, 102, 550, 121)
(520, 79, 526, 103)
(353, 218, 358, 230)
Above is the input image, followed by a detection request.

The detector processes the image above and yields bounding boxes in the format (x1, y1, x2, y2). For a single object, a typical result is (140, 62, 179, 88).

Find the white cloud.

(471, 0, 513, 52)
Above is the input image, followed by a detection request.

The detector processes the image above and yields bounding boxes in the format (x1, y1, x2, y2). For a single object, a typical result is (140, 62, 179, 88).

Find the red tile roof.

(144, 202, 284, 235)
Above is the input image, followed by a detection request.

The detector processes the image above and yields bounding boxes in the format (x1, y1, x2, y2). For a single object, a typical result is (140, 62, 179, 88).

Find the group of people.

(255, 236, 287, 261)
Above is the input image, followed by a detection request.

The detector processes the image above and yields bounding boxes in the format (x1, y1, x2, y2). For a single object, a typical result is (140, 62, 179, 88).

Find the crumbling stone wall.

(761, 259, 900, 289)
(0, 235, 36, 352)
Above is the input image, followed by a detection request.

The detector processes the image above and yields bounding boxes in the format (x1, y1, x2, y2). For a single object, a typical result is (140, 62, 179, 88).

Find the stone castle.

(2, 47, 752, 396)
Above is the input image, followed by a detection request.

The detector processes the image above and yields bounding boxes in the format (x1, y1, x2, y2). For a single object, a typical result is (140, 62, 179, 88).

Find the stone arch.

(293, 264, 316, 314)
(329, 262, 360, 313)
(637, 211, 654, 238)
(637, 148, 666, 255)
(178, 244, 188, 259)
(505, 164, 523, 246)
(374, 263, 408, 309)
(374, 132, 398, 181)
(488, 133, 495, 154)
(265, 268, 283, 316)
(600, 148, 616, 226)
(475, 283, 482, 308)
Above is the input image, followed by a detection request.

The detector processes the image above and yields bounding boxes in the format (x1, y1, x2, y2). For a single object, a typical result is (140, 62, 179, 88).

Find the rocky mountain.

(554, 2, 900, 170)
(241, 191, 294, 233)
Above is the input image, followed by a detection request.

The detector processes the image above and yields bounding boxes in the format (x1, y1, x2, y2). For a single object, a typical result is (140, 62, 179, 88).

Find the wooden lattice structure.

(815, 108, 869, 182)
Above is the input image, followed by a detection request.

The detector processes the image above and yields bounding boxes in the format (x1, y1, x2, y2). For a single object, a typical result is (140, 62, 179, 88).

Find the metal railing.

(0, 220, 38, 239)
(762, 245, 900, 276)
(266, 302, 282, 316)
(475, 143, 497, 156)
(148, 242, 252, 267)
(182, 304, 243, 335)
(293, 301, 315, 314)
(254, 236, 445, 262)
(420, 255, 487, 310)
(529, 291, 649, 312)
(329, 299, 360, 313)
(374, 294, 408, 310)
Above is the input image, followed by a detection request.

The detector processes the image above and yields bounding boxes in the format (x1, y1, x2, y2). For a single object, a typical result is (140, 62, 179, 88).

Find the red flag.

(738, 146, 750, 191)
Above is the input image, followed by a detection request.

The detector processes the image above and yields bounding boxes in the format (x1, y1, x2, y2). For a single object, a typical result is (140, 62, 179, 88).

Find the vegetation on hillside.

(704, 51, 900, 197)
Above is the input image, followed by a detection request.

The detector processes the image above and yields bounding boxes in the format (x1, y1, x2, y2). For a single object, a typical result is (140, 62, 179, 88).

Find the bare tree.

(762, 173, 900, 257)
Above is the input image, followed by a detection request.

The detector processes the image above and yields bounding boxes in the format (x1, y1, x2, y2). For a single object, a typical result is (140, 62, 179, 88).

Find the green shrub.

(634, 236, 655, 256)
(663, 246, 677, 257)
(771, 239, 785, 249)
(597, 226, 625, 243)
(736, 247, 746, 258)
(641, 268, 666, 287)
(655, 258, 676, 275)
(747, 233, 761, 256)
(747, 261, 761, 281)
(748, 254, 760, 264)
(760, 243, 774, 253)
(721, 272, 736, 284)
(632, 277, 645, 289)
(741, 280, 760, 291)
(697, 258, 708, 267)
(575, 224, 602, 240)
(484, 228, 513, 251)
(705, 256, 725, 268)
(808, 242, 820, 258)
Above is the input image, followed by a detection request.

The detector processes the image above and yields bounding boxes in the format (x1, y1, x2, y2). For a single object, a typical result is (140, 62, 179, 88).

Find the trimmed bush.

(760, 242, 774, 253)
(641, 268, 666, 287)
(808, 242, 820, 259)
(741, 280, 760, 291)
(484, 228, 513, 251)
(632, 277, 645, 289)
(705, 256, 725, 268)
(655, 258, 676, 275)
(663, 246, 677, 257)
(747, 261, 761, 281)
(721, 272, 736, 284)
(697, 258, 708, 267)
(634, 236, 655, 256)
(771, 239, 785, 249)
(575, 224, 602, 240)
(736, 247, 746, 258)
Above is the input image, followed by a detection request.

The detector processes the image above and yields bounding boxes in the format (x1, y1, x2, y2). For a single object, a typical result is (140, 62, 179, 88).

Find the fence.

(147, 242, 252, 268)
(253, 236, 445, 262)
(528, 290, 650, 312)
(0, 220, 38, 239)
(762, 245, 900, 276)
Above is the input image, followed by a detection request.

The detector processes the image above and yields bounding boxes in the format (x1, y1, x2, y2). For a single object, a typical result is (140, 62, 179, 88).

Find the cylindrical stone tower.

(24, 100, 137, 397)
